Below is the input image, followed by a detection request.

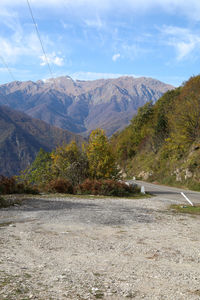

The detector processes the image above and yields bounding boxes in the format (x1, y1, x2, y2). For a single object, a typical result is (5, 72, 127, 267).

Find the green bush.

(185, 179, 200, 191)
(75, 179, 138, 196)
(45, 178, 74, 194)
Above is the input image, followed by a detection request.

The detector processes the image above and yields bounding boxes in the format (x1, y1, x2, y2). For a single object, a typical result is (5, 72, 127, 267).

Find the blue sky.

(0, 0, 200, 86)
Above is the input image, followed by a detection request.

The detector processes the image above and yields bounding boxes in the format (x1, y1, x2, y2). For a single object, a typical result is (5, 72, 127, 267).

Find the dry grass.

(170, 204, 200, 215)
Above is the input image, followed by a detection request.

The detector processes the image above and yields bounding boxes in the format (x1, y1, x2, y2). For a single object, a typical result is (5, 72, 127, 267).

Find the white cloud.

(0, 8, 22, 34)
(0, 7, 63, 67)
(0, 67, 11, 73)
(120, 44, 148, 61)
(176, 42, 195, 61)
(161, 26, 200, 61)
(112, 53, 120, 62)
(0, 31, 43, 64)
(40, 52, 64, 66)
(70, 71, 139, 81)
(0, 7, 44, 64)
(84, 16, 104, 29)
(1, 0, 200, 21)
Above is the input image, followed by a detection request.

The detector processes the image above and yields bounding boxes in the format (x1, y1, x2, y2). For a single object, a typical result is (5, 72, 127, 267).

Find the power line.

(26, 0, 56, 87)
(0, 56, 16, 104)
(0, 55, 16, 82)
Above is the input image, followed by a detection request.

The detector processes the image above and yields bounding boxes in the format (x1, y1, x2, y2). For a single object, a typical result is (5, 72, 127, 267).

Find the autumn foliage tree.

(20, 130, 121, 192)
(51, 141, 88, 185)
(87, 129, 119, 179)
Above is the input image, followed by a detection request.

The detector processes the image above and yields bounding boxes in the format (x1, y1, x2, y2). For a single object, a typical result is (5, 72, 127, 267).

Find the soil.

(0, 194, 200, 299)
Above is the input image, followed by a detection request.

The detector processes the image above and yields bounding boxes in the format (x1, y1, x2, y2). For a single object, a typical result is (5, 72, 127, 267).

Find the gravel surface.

(0, 194, 200, 300)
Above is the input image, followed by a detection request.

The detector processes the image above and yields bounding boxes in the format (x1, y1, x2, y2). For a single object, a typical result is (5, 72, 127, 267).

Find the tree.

(51, 141, 88, 185)
(172, 93, 200, 144)
(87, 129, 119, 179)
(111, 101, 154, 163)
(20, 148, 52, 185)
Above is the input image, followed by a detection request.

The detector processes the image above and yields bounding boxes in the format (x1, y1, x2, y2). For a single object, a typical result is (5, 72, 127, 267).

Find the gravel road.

(0, 191, 200, 300)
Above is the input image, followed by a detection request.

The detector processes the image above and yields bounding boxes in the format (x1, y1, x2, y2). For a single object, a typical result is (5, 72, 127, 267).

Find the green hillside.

(111, 75, 200, 190)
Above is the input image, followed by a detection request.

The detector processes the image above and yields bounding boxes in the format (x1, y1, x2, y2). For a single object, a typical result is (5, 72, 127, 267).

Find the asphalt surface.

(133, 180, 200, 205)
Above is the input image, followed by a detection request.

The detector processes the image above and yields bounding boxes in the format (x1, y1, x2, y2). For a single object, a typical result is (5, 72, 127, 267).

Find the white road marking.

(181, 192, 194, 206)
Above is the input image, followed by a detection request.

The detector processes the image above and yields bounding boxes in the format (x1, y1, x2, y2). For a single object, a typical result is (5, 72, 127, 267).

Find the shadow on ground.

(1, 197, 155, 226)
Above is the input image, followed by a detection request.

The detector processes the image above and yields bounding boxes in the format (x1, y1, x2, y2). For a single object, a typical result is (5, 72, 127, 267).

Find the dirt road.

(0, 191, 200, 299)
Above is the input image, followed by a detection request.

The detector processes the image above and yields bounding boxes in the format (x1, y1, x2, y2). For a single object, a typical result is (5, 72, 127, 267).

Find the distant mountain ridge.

(0, 76, 174, 136)
(0, 105, 83, 176)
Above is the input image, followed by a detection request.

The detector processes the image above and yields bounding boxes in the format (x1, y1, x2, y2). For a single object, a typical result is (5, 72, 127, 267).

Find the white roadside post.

(181, 192, 194, 206)
(141, 186, 145, 194)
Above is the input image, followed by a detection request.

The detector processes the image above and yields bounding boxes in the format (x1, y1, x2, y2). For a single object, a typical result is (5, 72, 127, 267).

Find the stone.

(138, 171, 153, 180)
(184, 168, 193, 180)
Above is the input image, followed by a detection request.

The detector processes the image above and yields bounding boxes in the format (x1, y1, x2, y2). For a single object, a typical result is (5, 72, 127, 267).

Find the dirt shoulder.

(0, 195, 200, 299)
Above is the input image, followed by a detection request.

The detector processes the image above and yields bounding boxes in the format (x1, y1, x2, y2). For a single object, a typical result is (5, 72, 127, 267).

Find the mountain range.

(0, 105, 83, 177)
(0, 76, 173, 136)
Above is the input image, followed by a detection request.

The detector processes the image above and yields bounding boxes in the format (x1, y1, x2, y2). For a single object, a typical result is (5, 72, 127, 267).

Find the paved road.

(132, 180, 200, 205)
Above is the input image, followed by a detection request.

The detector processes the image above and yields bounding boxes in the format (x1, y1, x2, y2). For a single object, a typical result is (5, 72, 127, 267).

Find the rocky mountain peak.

(0, 76, 174, 136)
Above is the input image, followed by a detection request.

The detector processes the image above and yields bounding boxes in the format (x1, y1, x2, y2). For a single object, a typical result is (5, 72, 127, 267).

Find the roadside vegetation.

(111, 75, 200, 191)
(0, 195, 22, 208)
(0, 129, 139, 201)
(170, 204, 200, 215)
(0, 176, 37, 208)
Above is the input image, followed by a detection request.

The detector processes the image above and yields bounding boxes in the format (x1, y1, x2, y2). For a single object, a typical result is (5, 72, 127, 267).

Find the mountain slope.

(0, 76, 173, 136)
(111, 75, 200, 190)
(0, 105, 83, 176)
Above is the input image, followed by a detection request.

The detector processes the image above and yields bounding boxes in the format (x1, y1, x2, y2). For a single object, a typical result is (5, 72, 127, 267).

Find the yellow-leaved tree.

(51, 141, 88, 184)
(87, 129, 119, 179)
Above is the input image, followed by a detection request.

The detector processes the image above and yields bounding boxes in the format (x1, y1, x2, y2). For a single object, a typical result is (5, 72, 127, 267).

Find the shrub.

(15, 182, 39, 194)
(0, 196, 9, 208)
(0, 176, 16, 194)
(45, 178, 73, 194)
(75, 179, 138, 196)
(0, 196, 22, 208)
(0, 175, 38, 195)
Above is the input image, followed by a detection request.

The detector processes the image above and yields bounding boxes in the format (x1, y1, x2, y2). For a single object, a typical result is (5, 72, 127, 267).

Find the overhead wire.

(0, 55, 16, 82)
(0, 55, 16, 106)
(26, 0, 56, 87)
(0, 0, 58, 106)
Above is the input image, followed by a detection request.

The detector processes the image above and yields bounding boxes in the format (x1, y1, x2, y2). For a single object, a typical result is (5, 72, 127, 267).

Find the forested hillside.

(111, 76, 200, 190)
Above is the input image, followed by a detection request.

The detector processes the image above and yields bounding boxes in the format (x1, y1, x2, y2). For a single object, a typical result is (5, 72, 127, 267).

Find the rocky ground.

(0, 194, 200, 300)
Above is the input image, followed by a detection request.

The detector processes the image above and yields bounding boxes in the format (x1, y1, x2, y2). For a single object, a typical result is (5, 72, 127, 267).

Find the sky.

(0, 0, 200, 86)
